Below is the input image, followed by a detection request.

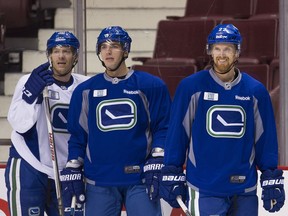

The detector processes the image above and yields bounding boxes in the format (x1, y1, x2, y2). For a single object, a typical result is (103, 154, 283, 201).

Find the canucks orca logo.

(206, 105, 246, 138)
(51, 104, 69, 133)
(97, 98, 137, 131)
(28, 207, 40, 216)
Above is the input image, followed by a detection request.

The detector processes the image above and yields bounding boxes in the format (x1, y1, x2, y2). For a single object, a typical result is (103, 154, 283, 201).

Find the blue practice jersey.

(67, 70, 171, 186)
(164, 69, 278, 196)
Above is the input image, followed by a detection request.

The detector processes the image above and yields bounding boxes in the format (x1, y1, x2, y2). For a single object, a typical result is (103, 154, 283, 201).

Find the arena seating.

(167, 0, 254, 22)
(221, 18, 278, 65)
(184, 0, 253, 19)
(237, 64, 270, 90)
(269, 58, 280, 91)
(132, 64, 197, 97)
(252, 0, 279, 19)
(205, 64, 270, 90)
(132, 19, 216, 70)
(132, 0, 279, 96)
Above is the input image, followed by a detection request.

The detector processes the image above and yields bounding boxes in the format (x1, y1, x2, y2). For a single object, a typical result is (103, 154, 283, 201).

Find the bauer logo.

(262, 179, 284, 186)
(162, 175, 186, 181)
(96, 98, 137, 131)
(206, 105, 246, 138)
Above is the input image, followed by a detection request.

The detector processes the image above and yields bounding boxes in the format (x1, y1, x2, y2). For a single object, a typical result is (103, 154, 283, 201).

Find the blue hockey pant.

(187, 187, 258, 216)
(85, 183, 162, 216)
(5, 157, 83, 216)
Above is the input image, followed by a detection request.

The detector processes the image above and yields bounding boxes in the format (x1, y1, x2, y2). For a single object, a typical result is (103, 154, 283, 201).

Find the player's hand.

(160, 165, 187, 208)
(260, 169, 285, 212)
(60, 167, 85, 210)
(143, 156, 164, 201)
(22, 62, 54, 104)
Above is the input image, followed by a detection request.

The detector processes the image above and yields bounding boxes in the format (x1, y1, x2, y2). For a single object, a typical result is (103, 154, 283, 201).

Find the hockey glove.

(22, 62, 54, 104)
(160, 165, 187, 208)
(60, 166, 85, 211)
(143, 156, 164, 201)
(260, 169, 285, 212)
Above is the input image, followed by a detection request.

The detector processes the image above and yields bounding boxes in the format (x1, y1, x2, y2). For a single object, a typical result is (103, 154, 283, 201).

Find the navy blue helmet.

(96, 26, 132, 55)
(206, 24, 242, 54)
(46, 31, 80, 54)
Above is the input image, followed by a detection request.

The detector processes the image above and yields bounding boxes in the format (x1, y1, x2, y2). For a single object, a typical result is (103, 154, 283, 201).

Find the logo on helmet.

(55, 37, 66, 42)
(216, 35, 228, 39)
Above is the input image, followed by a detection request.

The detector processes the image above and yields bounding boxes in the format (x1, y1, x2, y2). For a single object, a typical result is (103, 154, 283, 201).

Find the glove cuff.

(151, 147, 164, 157)
(161, 165, 183, 174)
(22, 74, 46, 104)
(260, 169, 284, 188)
(66, 160, 83, 169)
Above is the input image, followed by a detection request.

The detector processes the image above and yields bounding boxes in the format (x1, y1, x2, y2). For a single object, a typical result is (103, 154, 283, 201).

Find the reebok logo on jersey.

(144, 163, 164, 172)
(162, 175, 186, 182)
(123, 89, 140, 95)
(235, 95, 251, 101)
(261, 179, 284, 187)
(60, 173, 82, 181)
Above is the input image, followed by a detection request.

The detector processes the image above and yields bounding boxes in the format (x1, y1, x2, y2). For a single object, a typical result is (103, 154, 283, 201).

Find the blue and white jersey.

(8, 73, 89, 178)
(164, 69, 278, 196)
(67, 70, 171, 186)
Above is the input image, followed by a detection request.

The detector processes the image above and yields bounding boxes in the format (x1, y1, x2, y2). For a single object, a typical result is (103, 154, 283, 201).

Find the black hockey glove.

(22, 62, 54, 104)
(143, 156, 164, 201)
(260, 169, 285, 212)
(160, 165, 187, 208)
(60, 160, 85, 214)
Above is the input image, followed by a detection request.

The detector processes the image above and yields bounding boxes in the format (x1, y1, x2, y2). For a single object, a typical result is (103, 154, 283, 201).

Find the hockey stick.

(43, 86, 64, 216)
(70, 195, 76, 216)
(176, 196, 192, 216)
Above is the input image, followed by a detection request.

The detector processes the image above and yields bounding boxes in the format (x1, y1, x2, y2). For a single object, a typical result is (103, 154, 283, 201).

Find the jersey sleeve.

(164, 78, 193, 167)
(147, 82, 171, 150)
(253, 85, 278, 171)
(67, 84, 88, 162)
(7, 74, 43, 133)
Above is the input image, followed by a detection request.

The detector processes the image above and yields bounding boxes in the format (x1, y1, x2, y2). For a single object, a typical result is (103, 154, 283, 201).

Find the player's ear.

(235, 51, 240, 58)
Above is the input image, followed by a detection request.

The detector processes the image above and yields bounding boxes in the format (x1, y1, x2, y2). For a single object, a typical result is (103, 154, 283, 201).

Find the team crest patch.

(96, 98, 137, 131)
(206, 105, 246, 138)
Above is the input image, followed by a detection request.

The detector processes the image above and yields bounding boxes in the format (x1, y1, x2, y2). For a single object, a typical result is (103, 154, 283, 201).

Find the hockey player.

(159, 24, 285, 215)
(5, 31, 88, 216)
(60, 26, 171, 215)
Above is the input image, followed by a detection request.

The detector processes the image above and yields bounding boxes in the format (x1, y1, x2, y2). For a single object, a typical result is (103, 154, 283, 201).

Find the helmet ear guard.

(206, 24, 242, 55)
